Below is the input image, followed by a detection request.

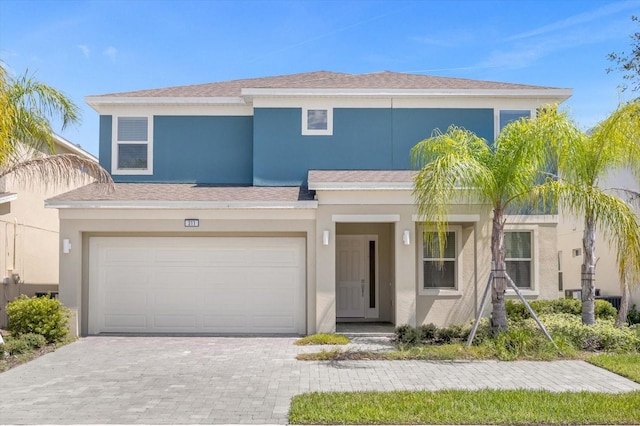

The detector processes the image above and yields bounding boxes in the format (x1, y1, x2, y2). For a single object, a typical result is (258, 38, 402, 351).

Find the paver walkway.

(0, 336, 638, 424)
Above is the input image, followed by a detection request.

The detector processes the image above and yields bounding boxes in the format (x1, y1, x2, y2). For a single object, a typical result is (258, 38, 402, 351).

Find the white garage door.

(89, 237, 306, 334)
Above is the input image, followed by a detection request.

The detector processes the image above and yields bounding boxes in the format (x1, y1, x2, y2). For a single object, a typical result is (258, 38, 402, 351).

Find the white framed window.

(494, 109, 532, 139)
(418, 225, 463, 296)
(112, 116, 153, 175)
(503, 225, 539, 294)
(302, 107, 333, 135)
(505, 231, 532, 289)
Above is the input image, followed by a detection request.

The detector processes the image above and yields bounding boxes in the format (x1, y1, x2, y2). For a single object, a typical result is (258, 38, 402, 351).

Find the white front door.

(336, 235, 367, 318)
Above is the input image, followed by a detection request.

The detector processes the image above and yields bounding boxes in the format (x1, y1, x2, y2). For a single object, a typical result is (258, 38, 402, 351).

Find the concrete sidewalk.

(0, 336, 638, 424)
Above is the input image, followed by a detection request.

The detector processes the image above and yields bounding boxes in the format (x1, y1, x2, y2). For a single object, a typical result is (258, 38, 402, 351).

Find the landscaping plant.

(6, 295, 70, 343)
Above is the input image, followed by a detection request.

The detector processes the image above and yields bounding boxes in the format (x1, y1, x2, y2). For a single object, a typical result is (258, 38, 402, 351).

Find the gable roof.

(88, 71, 568, 99)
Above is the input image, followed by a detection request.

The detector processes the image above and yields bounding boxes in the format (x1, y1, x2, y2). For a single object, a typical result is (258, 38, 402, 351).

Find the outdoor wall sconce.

(63, 239, 71, 254)
(322, 230, 330, 246)
(403, 230, 411, 245)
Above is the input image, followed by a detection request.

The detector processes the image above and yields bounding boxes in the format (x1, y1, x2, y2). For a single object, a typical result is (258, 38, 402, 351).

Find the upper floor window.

(112, 116, 153, 175)
(505, 231, 532, 289)
(302, 107, 333, 135)
(499, 110, 531, 131)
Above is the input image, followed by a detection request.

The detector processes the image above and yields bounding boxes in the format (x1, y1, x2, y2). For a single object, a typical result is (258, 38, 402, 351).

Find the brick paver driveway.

(1, 336, 639, 424)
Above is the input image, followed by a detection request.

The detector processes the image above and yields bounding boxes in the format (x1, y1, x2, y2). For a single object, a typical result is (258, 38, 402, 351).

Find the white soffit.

(332, 214, 400, 223)
(412, 214, 480, 222)
(0, 193, 18, 204)
(309, 182, 414, 190)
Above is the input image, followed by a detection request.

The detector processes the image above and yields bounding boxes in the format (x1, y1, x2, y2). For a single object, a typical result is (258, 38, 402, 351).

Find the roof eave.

(308, 182, 414, 191)
(85, 96, 247, 113)
(0, 193, 18, 204)
(241, 88, 573, 100)
(45, 200, 319, 210)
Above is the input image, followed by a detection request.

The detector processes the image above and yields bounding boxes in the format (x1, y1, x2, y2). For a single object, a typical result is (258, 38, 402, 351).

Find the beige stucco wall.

(57, 190, 564, 336)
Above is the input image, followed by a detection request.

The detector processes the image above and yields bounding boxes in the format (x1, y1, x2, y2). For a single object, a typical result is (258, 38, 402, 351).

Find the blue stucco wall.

(98, 115, 112, 173)
(100, 115, 253, 183)
(253, 107, 494, 186)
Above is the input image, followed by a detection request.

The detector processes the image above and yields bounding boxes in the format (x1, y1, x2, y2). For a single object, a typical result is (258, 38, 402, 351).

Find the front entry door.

(336, 235, 367, 318)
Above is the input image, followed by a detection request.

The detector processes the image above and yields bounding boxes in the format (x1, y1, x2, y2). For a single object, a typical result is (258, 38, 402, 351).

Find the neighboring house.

(0, 135, 97, 327)
(46, 71, 572, 336)
(557, 168, 640, 309)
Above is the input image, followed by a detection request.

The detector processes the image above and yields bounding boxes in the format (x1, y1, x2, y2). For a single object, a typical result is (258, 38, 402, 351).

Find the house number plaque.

(184, 219, 199, 227)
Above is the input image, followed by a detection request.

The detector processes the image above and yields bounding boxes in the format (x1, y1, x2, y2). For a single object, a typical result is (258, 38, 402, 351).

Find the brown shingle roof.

(48, 183, 314, 203)
(92, 71, 561, 98)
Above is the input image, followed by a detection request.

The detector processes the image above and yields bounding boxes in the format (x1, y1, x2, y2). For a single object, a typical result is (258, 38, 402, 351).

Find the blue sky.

(1, 0, 639, 156)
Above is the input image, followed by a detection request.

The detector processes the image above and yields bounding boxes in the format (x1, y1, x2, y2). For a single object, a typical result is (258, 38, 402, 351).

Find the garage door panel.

(250, 248, 300, 265)
(89, 237, 305, 334)
(104, 314, 147, 328)
(103, 247, 152, 263)
(104, 287, 148, 310)
(153, 314, 197, 328)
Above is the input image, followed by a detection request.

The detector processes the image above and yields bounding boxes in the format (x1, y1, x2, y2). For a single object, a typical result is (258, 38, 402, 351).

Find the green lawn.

(289, 389, 640, 425)
(588, 353, 640, 383)
(294, 333, 350, 346)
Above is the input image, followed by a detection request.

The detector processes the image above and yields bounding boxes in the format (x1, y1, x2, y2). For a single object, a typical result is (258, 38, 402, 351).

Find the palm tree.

(0, 62, 112, 187)
(411, 108, 577, 333)
(553, 101, 640, 325)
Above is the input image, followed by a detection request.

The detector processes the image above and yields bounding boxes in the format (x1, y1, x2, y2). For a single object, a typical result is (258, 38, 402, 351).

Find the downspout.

(473, 221, 478, 316)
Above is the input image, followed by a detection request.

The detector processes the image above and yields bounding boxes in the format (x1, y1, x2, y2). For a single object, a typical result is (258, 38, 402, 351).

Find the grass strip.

(588, 353, 640, 383)
(295, 333, 350, 346)
(289, 389, 640, 425)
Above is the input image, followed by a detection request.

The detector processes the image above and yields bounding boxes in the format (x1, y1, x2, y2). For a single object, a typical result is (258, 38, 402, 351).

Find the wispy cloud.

(103, 46, 117, 62)
(506, 1, 639, 41)
(78, 44, 90, 59)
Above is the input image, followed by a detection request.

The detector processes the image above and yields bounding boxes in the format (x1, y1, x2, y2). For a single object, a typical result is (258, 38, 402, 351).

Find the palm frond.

(0, 154, 114, 192)
(412, 125, 494, 257)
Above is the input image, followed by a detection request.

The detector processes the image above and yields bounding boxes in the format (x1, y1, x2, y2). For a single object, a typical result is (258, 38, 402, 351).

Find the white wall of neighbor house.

(0, 174, 92, 326)
(557, 168, 640, 308)
(57, 208, 316, 336)
(0, 141, 95, 326)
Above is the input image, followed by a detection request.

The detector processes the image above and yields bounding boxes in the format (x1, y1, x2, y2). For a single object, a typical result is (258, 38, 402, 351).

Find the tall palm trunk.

(582, 211, 597, 325)
(491, 208, 508, 333)
(615, 278, 630, 328)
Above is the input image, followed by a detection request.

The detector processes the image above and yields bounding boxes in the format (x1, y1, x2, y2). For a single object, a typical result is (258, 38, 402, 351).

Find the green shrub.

(418, 323, 437, 341)
(536, 313, 640, 352)
(0, 343, 4, 359)
(628, 305, 640, 325)
(395, 324, 419, 345)
(506, 299, 616, 322)
(20, 333, 47, 349)
(436, 323, 470, 343)
(594, 300, 617, 320)
(6, 295, 70, 343)
(4, 337, 31, 355)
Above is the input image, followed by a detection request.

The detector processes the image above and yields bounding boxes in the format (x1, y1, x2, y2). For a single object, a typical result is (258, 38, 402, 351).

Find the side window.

(302, 107, 333, 135)
(505, 231, 532, 288)
(112, 116, 153, 175)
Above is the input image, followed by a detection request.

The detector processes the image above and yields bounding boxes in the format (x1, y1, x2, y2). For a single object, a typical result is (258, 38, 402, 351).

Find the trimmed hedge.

(6, 295, 70, 343)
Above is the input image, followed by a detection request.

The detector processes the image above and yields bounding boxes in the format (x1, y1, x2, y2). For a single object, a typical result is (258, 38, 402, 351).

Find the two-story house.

(46, 71, 572, 336)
